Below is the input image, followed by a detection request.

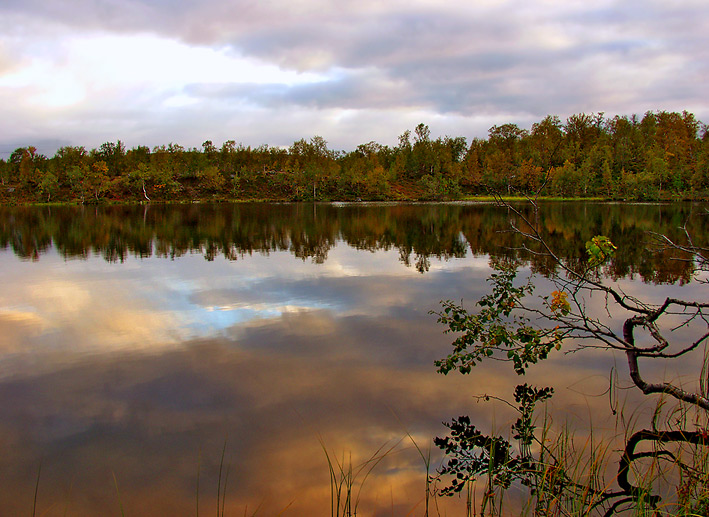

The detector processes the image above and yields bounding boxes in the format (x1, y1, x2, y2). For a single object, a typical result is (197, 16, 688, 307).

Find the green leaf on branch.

(432, 265, 562, 376)
(585, 235, 617, 268)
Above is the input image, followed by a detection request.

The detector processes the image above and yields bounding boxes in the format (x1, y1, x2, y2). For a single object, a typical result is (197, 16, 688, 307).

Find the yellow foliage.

(550, 290, 570, 315)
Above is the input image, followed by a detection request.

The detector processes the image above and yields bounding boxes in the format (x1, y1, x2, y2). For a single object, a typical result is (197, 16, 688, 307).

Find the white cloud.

(0, 0, 708, 152)
(0, 32, 328, 111)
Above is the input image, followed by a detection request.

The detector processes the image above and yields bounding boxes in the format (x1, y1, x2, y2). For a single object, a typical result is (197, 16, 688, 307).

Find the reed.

(216, 439, 231, 517)
(318, 433, 404, 517)
(112, 471, 125, 517)
(403, 430, 433, 517)
(32, 461, 41, 517)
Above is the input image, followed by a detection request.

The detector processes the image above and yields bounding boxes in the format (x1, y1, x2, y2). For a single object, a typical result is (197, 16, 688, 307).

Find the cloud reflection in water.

(0, 223, 703, 515)
(0, 239, 497, 514)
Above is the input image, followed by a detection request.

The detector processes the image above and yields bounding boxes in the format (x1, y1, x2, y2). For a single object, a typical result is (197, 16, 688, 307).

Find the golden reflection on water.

(0, 244, 495, 515)
(0, 203, 706, 515)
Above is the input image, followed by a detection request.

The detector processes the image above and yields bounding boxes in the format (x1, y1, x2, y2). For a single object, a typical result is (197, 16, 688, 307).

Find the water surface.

(0, 202, 706, 515)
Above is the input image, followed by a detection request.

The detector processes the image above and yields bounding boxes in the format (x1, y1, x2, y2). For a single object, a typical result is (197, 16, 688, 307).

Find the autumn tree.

(691, 128, 709, 194)
(289, 136, 338, 200)
(527, 115, 564, 171)
(484, 123, 527, 193)
(652, 111, 700, 193)
(86, 161, 110, 201)
(339, 141, 392, 199)
(9, 147, 44, 189)
(563, 112, 605, 165)
(460, 138, 485, 191)
(95, 140, 127, 177)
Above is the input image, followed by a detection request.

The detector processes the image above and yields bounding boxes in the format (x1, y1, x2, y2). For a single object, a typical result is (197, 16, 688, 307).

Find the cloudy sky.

(1, 0, 708, 157)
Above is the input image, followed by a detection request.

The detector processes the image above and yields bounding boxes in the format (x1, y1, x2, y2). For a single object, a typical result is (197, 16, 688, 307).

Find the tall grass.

(112, 471, 125, 517)
(32, 461, 41, 517)
(318, 434, 404, 517)
(216, 439, 231, 517)
(403, 430, 433, 517)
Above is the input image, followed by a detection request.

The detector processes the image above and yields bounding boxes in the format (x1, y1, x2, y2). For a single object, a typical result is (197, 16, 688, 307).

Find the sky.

(0, 0, 708, 158)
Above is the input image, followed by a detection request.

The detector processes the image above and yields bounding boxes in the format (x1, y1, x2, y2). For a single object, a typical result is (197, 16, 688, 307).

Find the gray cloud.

(1, 0, 708, 151)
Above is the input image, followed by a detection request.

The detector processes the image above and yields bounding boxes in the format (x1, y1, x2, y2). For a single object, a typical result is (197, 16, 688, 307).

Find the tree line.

(1, 110, 708, 203)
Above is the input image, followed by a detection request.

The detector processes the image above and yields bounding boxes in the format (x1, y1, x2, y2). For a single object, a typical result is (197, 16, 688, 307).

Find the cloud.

(0, 43, 16, 76)
(0, 0, 708, 153)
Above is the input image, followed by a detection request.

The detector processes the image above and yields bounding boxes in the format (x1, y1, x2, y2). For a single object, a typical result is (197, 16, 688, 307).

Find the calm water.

(0, 202, 706, 515)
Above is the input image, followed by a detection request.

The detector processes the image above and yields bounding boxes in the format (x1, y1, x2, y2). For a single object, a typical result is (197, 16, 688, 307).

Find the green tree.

(37, 169, 59, 202)
(410, 123, 435, 178)
(125, 163, 152, 200)
(289, 136, 337, 200)
(391, 129, 413, 179)
(548, 160, 580, 196)
(67, 164, 89, 203)
(202, 140, 218, 166)
(95, 140, 126, 177)
(53, 146, 88, 186)
(197, 165, 226, 193)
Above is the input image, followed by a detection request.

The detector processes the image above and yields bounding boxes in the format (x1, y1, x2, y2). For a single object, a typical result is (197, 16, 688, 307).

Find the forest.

(1, 110, 708, 203)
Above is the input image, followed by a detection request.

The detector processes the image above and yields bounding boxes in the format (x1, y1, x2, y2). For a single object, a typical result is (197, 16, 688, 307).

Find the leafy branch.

(432, 198, 709, 513)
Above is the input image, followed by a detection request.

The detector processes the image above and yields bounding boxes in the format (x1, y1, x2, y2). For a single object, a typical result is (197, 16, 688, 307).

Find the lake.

(0, 201, 707, 515)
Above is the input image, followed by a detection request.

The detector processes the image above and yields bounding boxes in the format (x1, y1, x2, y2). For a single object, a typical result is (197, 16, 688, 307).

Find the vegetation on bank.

(2, 110, 709, 205)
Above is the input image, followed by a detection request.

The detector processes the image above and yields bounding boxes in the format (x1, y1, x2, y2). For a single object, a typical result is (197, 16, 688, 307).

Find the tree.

(460, 139, 485, 191)
(54, 146, 88, 186)
(12, 146, 41, 188)
(432, 199, 709, 514)
(339, 142, 391, 199)
(67, 164, 89, 203)
(96, 140, 126, 177)
(411, 124, 433, 178)
(692, 134, 709, 194)
(528, 115, 564, 171)
(125, 163, 152, 201)
(202, 140, 218, 165)
(288, 136, 337, 200)
(37, 169, 59, 202)
(197, 165, 225, 193)
(86, 161, 110, 201)
(564, 112, 605, 165)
